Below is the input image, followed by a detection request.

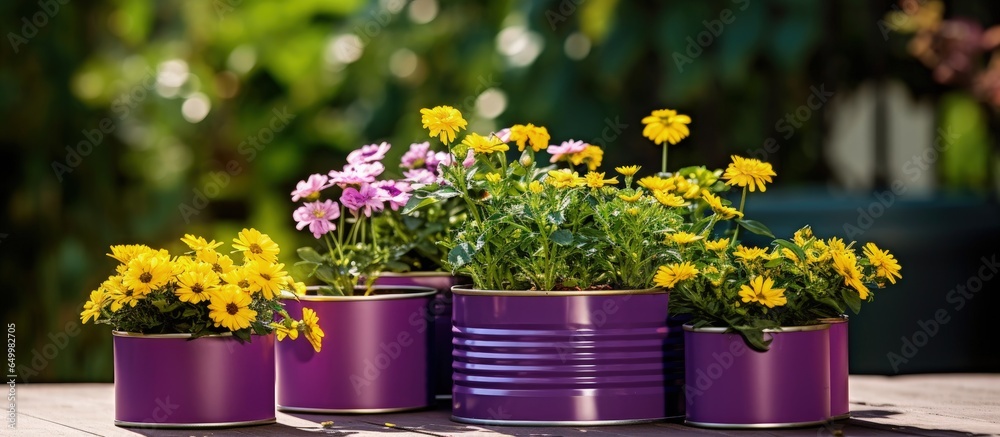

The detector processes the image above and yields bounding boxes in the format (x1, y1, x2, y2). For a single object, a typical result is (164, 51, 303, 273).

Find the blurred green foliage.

(1, 0, 997, 381)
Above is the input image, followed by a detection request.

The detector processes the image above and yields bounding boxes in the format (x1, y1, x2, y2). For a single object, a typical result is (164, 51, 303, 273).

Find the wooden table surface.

(12, 374, 1000, 436)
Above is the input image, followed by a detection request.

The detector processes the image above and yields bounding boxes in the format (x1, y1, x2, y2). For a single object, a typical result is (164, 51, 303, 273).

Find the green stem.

(661, 145, 668, 174)
(732, 186, 748, 245)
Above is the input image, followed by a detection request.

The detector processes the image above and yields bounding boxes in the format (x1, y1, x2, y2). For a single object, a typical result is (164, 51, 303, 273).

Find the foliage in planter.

(290, 141, 467, 296)
(80, 229, 324, 352)
(406, 106, 732, 291)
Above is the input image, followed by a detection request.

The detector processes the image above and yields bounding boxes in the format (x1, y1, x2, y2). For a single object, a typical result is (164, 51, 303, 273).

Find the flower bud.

(519, 150, 533, 166)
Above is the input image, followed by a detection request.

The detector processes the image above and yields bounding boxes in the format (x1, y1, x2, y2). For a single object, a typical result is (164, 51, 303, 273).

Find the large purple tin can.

(373, 272, 463, 399)
(276, 286, 436, 413)
(823, 316, 850, 420)
(113, 332, 275, 428)
(451, 287, 682, 425)
(683, 324, 831, 428)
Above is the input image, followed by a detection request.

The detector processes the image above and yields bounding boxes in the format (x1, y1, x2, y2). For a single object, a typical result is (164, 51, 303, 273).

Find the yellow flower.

(245, 260, 288, 300)
(485, 172, 502, 183)
(793, 226, 814, 246)
(272, 320, 300, 341)
(232, 228, 280, 264)
(704, 238, 730, 251)
(105, 276, 142, 312)
(781, 247, 801, 264)
(463, 132, 509, 155)
(641, 109, 691, 146)
(637, 176, 674, 192)
(615, 165, 640, 177)
(626, 208, 639, 215)
(287, 279, 308, 296)
(653, 262, 699, 288)
(197, 250, 236, 276)
(509, 123, 550, 152)
(738, 276, 787, 308)
(733, 245, 769, 262)
(208, 284, 257, 331)
(301, 307, 324, 353)
(546, 169, 586, 189)
(80, 288, 108, 324)
(106, 244, 153, 264)
(672, 176, 701, 199)
(222, 266, 252, 292)
(668, 232, 703, 245)
(832, 250, 870, 299)
(420, 105, 467, 145)
(618, 191, 643, 202)
(180, 234, 223, 252)
(654, 190, 689, 207)
(702, 192, 744, 219)
(122, 252, 174, 296)
(175, 263, 221, 304)
(806, 240, 831, 263)
(569, 145, 604, 171)
(528, 180, 545, 194)
(722, 155, 776, 192)
(827, 237, 848, 256)
(863, 242, 902, 285)
(584, 172, 618, 188)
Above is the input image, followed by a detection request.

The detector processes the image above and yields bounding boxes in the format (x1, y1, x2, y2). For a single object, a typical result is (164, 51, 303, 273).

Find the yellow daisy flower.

(509, 123, 550, 152)
(641, 109, 691, 146)
(722, 155, 776, 192)
(793, 226, 814, 246)
(301, 307, 325, 353)
(105, 276, 142, 312)
(546, 169, 586, 189)
(232, 228, 280, 264)
(738, 276, 787, 308)
(615, 165, 640, 177)
(569, 145, 604, 171)
(175, 263, 221, 304)
(245, 260, 288, 300)
(637, 176, 674, 192)
(702, 192, 743, 219)
(485, 172, 502, 184)
(863, 243, 902, 285)
(733, 245, 769, 262)
(654, 190, 689, 207)
(584, 172, 618, 188)
(222, 266, 252, 292)
(463, 132, 509, 155)
(832, 250, 870, 299)
(272, 320, 300, 341)
(704, 238, 730, 251)
(180, 234, 223, 252)
(122, 252, 174, 296)
(208, 284, 257, 331)
(80, 288, 108, 324)
(420, 105, 467, 145)
(106, 244, 153, 265)
(668, 232, 702, 245)
(197, 250, 236, 276)
(528, 180, 545, 194)
(618, 191, 643, 203)
(653, 262, 699, 288)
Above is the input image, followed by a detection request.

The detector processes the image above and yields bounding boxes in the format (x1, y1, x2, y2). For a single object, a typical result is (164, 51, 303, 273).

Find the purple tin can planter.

(113, 332, 275, 428)
(823, 316, 850, 420)
(451, 287, 682, 425)
(373, 272, 464, 399)
(683, 324, 831, 428)
(276, 286, 436, 413)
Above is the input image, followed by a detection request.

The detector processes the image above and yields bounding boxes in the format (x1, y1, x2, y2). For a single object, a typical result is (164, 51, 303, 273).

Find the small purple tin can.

(451, 286, 682, 425)
(113, 332, 275, 428)
(276, 286, 435, 413)
(373, 272, 463, 399)
(683, 324, 831, 428)
(822, 316, 850, 420)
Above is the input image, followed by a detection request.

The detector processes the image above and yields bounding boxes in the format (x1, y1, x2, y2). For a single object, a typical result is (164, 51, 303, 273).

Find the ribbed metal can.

(683, 324, 831, 428)
(113, 332, 275, 428)
(373, 272, 463, 399)
(823, 316, 850, 420)
(451, 287, 682, 425)
(276, 286, 435, 413)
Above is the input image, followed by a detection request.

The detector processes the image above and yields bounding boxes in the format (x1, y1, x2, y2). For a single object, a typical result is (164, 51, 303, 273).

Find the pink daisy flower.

(291, 174, 332, 202)
(293, 199, 340, 239)
(346, 142, 391, 165)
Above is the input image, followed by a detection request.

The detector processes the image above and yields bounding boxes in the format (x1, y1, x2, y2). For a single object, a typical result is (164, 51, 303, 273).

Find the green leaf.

(772, 239, 807, 263)
(547, 211, 566, 225)
(840, 287, 862, 314)
(448, 243, 474, 268)
(736, 219, 774, 238)
(297, 247, 325, 263)
(402, 195, 438, 214)
(314, 265, 336, 284)
(551, 229, 574, 246)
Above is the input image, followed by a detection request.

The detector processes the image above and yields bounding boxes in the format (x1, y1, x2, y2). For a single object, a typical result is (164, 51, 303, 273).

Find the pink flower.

(404, 168, 437, 184)
(462, 150, 475, 168)
(293, 199, 340, 239)
(329, 162, 385, 186)
(340, 183, 385, 217)
(401, 142, 431, 169)
(347, 142, 391, 165)
(425, 151, 454, 174)
(547, 139, 587, 163)
(493, 128, 511, 143)
(291, 174, 331, 202)
(373, 180, 413, 211)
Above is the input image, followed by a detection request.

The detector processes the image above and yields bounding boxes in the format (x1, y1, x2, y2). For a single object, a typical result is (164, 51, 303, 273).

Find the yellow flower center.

(226, 303, 239, 315)
(312, 209, 326, 218)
